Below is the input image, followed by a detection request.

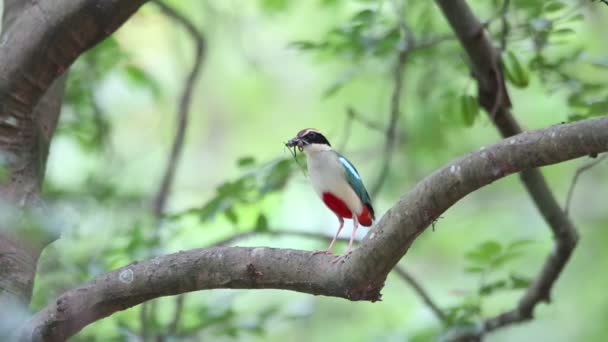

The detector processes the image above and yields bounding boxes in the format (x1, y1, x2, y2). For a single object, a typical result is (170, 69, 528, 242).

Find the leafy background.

(11, 0, 608, 340)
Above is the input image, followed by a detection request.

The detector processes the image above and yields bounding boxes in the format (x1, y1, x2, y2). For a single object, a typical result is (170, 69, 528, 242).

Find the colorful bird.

(286, 128, 375, 257)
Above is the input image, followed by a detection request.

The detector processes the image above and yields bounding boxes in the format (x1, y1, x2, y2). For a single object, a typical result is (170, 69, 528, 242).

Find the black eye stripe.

(303, 131, 331, 146)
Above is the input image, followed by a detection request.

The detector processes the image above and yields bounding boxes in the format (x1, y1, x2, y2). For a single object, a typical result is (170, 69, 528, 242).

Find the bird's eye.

(308, 132, 317, 138)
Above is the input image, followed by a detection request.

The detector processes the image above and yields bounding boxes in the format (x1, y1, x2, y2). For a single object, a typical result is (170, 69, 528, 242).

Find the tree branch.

(564, 154, 607, 214)
(435, 0, 580, 338)
(393, 266, 447, 324)
(0, 0, 67, 312)
(0, 0, 148, 137)
(20, 116, 608, 342)
(151, 0, 206, 219)
(370, 26, 410, 199)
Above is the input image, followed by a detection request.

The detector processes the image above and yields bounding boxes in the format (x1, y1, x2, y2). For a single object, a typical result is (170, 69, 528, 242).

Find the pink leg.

(346, 215, 359, 253)
(332, 216, 359, 264)
(313, 216, 344, 255)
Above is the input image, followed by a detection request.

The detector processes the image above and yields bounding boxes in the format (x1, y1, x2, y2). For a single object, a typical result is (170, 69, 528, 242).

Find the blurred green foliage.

(29, 0, 608, 341)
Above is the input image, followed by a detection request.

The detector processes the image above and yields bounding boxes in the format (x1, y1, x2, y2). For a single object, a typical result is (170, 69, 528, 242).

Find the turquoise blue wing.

(337, 154, 373, 209)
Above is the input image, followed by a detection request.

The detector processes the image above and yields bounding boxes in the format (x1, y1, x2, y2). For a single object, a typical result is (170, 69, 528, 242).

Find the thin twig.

(499, 0, 511, 51)
(168, 294, 185, 335)
(370, 23, 411, 199)
(393, 266, 447, 323)
(145, 2, 206, 340)
(347, 107, 386, 133)
(152, 0, 206, 219)
(565, 154, 607, 214)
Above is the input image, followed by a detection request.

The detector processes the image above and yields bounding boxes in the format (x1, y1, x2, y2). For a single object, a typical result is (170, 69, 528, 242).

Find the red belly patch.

(322, 192, 352, 219)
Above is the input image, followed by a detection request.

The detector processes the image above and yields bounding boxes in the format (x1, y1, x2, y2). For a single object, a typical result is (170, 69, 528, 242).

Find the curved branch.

(435, 0, 580, 337)
(564, 154, 607, 214)
(0, 0, 67, 312)
(393, 266, 447, 324)
(20, 116, 608, 342)
(151, 0, 206, 218)
(0, 0, 147, 130)
(370, 31, 409, 199)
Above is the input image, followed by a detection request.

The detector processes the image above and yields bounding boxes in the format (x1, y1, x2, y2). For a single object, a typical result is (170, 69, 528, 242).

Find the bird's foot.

(312, 249, 333, 256)
(331, 250, 353, 264)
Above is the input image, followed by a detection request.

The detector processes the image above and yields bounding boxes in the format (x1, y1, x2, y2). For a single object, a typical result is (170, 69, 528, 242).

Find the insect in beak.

(286, 137, 305, 152)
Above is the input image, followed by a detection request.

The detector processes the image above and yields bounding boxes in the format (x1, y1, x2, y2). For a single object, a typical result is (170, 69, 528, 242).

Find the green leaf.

(237, 156, 256, 167)
(224, 207, 239, 224)
(491, 250, 523, 268)
(544, 1, 566, 12)
(262, 159, 292, 193)
(255, 213, 269, 232)
(460, 95, 479, 126)
(124, 65, 161, 97)
(260, 0, 289, 12)
(506, 239, 535, 251)
(198, 197, 225, 221)
(464, 266, 485, 274)
(552, 28, 575, 36)
(465, 241, 502, 264)
(567, 113, 587, 122)
(289, 40, 320, 51)
(479, 279, 508, 296)
(587, 99, 608, 116)
(509, 273, 531, 289)
(504, 51, 529, 88)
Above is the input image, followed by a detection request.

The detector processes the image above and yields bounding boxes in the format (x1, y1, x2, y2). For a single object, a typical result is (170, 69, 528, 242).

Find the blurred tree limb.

(0, 0, 145, 337)
(435, 0, 579, 339)
(152, 0, 206, 219)
(0, 0, 67, 314)
(20, 116, 608, 341)
(146, 2, 206, 340)
(370, 20, 412, 199)
(564, 154, 607, 214)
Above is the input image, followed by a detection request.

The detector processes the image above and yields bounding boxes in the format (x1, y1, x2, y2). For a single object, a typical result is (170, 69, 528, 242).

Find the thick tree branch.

(435, 0, 581, 338)
(0, 0, 148, 135)
(20, 116, 608, 342)
(0, 0, 67, 312)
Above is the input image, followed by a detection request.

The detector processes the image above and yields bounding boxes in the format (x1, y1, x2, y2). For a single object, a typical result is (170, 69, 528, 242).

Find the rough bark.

(0, 0, 145, 329)
(434, 0, 580, 336)
(20, 116, 608, 342)
(0, 0, 67, 312)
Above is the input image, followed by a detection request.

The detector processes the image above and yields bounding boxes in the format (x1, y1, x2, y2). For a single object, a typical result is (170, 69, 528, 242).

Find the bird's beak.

(286, 137, 307, 151)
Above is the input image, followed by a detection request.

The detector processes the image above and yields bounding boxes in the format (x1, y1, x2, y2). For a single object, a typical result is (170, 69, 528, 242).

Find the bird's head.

(286, 128, 332, 154)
